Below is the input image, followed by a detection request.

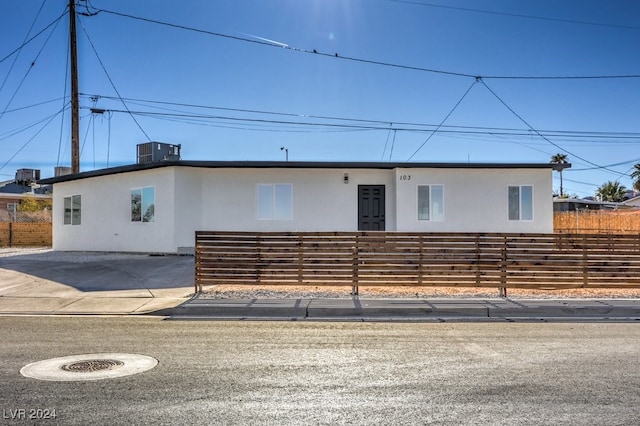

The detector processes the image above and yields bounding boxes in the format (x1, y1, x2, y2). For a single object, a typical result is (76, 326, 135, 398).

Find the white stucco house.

(39, 161, 564, 253)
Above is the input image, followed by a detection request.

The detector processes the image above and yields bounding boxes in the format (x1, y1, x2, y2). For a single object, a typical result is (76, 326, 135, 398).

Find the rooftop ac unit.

(137, 142, 181, 164)
(15, 168, 40, 184)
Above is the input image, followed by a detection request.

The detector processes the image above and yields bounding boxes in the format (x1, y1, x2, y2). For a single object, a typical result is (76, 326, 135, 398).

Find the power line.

(381, 124, 393, 160)
(76, 17, 151, 141)
(90, 7, 640, 81)
(384, 0, 640, 31)
(85, 104, 640, 152)
(0, 10, 68, 65)
(388, 129, 398, 161)
(0, 105, 67, 173)
(92, 108, 384, 131)
(570, 157, 640, 172)
(478, 79, 627, 177)
(0, 103, 69, 141)
(79, 93, 640, 140)
(407, 78, 478, 160)
(94, 105, 635, 182)
(139, 115, 373, 134)
(0, 0, 48, 95)
(0, 7, 64, 123)
(78, 94, 638, 176)
(95, 8, 287, 48)
(0, 97, 65, 114)
(563, 177, 601, 188)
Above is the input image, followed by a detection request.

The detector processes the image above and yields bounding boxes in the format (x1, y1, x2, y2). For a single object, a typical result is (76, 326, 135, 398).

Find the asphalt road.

(1, 317, 639, 425)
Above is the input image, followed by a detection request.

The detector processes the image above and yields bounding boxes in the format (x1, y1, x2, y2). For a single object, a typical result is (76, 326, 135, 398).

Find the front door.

(358, 185, 385, 231)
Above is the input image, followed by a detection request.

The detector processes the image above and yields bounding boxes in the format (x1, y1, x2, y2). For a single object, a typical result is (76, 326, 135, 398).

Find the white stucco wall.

(50, 164, 554, 253)
(394, 168, 553, 233)
(52, 167, 178, 252)
(173, 167, 203, 250)
(199, 168, 396, 232)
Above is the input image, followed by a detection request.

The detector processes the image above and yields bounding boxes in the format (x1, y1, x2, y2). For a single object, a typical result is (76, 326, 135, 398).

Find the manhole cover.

(61, 359, 125, 373)
(20, 353, 158, 381)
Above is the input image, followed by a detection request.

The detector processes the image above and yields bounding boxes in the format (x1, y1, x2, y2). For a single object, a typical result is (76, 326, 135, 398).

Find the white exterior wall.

(199, 168, 396, 232)
(50, 165, 553, 253)
(173, 167, 203, 250)
(394, 168, 553, 233)
(52, 168, 178, 252)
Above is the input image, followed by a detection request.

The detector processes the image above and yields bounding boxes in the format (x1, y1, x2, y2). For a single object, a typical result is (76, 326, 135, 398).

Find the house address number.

(399, 175, 411, 181)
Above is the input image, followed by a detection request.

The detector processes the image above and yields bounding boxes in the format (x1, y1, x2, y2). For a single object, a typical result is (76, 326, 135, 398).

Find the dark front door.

(358, 185, 385, 231)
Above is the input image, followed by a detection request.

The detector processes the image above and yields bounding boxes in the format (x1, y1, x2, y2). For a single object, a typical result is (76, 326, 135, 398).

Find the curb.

(155, 298, 311, 318)
(154, 298, 640, 321)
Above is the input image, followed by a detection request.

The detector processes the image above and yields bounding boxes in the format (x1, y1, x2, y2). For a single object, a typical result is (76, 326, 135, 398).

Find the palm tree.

(596, 181, 627, 202)
(630, 163, 640, 192)
(550, 153, 569, 197)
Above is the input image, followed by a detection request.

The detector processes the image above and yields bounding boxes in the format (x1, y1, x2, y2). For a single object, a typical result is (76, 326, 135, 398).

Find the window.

(63, 195, 81, 225)
(417, 185, 444, 221)
(131, 187, 155, 222)
(508, 185, 533, 221)
(257, 184, 292, 220)
(7, 202, 17, 221)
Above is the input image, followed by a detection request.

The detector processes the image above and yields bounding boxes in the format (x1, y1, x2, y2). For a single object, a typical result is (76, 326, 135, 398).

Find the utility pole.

(69, 0, 80, 173)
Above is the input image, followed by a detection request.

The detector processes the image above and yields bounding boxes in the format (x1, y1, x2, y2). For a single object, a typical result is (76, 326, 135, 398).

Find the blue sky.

(1, 0, 639, 197)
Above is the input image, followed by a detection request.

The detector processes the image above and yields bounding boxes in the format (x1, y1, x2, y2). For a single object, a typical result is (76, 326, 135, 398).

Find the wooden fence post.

(475, 235, 481, 287)
(499, 236, 507, 297)
(298, 234, 303, 284)
(582, 234, 588, 288)
(418, 235, 424, 285)
(352, 235, 359, 296)
(256, 234, 262, 283)
(194, 231, 201, 294)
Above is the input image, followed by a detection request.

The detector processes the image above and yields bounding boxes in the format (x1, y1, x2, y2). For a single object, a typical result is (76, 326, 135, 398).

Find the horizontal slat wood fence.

(195, 231, 640, 294)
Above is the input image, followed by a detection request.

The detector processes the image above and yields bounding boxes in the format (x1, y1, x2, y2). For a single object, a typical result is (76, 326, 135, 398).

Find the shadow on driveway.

(0, 250, 194, 292)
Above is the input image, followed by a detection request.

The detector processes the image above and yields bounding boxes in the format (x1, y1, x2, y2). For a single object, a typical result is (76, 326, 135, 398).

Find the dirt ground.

(202, 284, 640, 299)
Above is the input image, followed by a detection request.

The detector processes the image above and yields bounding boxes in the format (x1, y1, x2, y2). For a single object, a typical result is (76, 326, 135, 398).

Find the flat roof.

(39, 160, 570, 185)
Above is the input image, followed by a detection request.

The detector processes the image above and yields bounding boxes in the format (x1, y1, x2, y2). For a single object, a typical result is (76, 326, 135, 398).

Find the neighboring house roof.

(0, 180, 32, 194)
(39, 160, 568, 185)
(0, 180, 51, 195)
(623, 195, 640, 206)
(554, 198, 638, 211)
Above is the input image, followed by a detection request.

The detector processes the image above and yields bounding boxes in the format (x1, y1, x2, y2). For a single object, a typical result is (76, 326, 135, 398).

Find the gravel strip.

(202, 284, 640, 300)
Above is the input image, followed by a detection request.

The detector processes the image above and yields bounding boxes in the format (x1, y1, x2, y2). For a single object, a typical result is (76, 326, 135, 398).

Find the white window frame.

(63, 195, 81, 225)
(508, 185, 534, 221)
(417, 184, 444, 221)
(131, 186, 155, 223)
(257, 183, 293, 220)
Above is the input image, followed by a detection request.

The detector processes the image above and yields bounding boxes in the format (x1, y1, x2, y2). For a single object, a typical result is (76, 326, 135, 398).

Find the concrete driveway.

(3, 248, 640, 321)
(0, 249, 194, 315)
